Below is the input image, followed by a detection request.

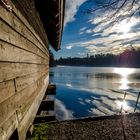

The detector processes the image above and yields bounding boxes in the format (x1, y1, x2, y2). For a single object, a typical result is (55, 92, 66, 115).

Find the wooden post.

(120, 92, 127, 113)
(134, 92, 140, 112)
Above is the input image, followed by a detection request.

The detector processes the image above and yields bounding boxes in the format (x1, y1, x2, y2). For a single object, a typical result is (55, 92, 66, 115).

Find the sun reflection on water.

(114, 68, 134, 90)
(119, 77, 130, 90)
(117, 100, 129, 112)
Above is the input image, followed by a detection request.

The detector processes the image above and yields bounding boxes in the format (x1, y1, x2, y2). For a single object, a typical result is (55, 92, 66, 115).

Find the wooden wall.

(0, 2, 49, 140)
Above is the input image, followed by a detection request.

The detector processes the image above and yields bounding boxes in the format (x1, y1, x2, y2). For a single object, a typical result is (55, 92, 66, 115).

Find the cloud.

(64, 0, 86, 27)
(69, 17, 140, 55)
(66, 83, 72, 87)
(79, 28, 93, 35)
(66, 45, 72, 49)
(79, 31, 84, 35)
(55, 99, 74, 120)
(79, 27, 88, 34)
(78, 52, 85, 56)
(80, 27, 87, 31)
(63, 2, 140, 56)
(85, 29, 93, 34)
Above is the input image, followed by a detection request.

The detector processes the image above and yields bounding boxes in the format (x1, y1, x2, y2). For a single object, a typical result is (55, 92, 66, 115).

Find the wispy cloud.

(55, 99, 74, 120)
(80, 27, 87, 31)
(63, 1, 140, 56)
(66, 16, 140, 55)
(64, 0, 86, 27)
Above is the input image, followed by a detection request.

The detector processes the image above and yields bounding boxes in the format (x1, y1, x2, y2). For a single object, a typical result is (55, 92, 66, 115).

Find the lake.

(50, 66, 140, 120)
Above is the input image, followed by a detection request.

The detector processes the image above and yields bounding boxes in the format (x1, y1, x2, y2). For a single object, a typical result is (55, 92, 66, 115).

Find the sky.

(51, 0, 140, 59)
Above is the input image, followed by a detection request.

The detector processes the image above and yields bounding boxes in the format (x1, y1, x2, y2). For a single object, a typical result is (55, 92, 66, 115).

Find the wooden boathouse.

(0, 0, 65, 139)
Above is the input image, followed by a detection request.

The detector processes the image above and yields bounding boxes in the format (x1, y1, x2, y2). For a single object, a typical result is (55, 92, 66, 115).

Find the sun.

(120, 23, 131, 34)
(115, 19, 136, 34)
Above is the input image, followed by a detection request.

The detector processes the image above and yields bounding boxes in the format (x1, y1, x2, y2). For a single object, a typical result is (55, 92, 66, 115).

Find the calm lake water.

(50, 66, 140, 120)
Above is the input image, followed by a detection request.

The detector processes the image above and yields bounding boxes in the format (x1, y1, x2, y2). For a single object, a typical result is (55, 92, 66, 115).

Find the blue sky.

(51, 0, 140, 59)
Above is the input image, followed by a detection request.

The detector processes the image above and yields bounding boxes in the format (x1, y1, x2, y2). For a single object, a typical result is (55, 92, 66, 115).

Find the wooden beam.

(45, 91, 56, 95)
(45, 84, 56, 95)
(37, 100, 54, 114)
(34, 115, 55, 124)
(48, 84, 56, 91)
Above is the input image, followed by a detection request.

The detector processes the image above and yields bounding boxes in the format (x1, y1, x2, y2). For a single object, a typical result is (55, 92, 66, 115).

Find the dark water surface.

(50, 66, 140, 120)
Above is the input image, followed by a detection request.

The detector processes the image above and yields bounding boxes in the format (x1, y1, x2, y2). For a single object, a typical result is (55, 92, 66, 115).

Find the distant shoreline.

(54, 65, 140, 69)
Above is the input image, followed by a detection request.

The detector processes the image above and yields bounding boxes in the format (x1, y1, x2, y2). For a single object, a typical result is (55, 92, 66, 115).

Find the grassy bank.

(31, 123, 48, 140)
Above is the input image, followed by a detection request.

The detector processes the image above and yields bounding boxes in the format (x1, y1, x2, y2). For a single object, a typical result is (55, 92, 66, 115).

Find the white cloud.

(64, 0, 86, 27)
(79, 31, 84, 35)
(66, 83, 72, 87)
(55, 99, 74, 120)
(78, 52, 85, 56)
(66, 45, 72, 49)
(85, 29, 92, 34)
(64, 15, 140, 55)
(80, 27, 87, 31)
(79, 27, 88, 34)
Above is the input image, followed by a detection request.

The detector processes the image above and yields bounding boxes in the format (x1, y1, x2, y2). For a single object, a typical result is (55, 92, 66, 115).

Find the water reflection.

(119, 77, 130, 90)
(117, 100, 129, 112)
(50, 66, 140, 120)
(114, 68, 135, 77)
(114, 68, 135, 90)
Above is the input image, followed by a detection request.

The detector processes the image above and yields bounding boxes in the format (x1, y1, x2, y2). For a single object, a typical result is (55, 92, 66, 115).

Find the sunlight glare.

(119, 77, 129, 90)
(118, 100, 128, 111)
(115, 19, 136, 34)
(114, 68, 134, 90)
(114, 68, 134, 77)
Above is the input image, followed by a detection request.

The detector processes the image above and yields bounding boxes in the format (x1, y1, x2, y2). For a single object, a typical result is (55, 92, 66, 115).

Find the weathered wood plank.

(18, 75, 49, 140)
(0, 19, 48, 59)
(0, 62, 47, 83)
(0, 113, 18, 140)
(16, 88, 38, 123)
(16, 74, 48, 122)
(0, 80, 38, 126)
(0, 4, 49, 56)
(11, 3, 49, 53)
(15, 67, 49, 92)
(0, 80, 15, 103)
(0, 40, 48, 64)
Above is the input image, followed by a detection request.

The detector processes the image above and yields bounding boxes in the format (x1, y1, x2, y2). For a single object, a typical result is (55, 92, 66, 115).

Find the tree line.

(54, 49, 140, 68)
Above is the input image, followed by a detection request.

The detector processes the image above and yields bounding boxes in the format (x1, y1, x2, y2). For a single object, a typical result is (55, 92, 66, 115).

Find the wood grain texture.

(11, 2, 49, 52)
(16, 74, 48, 123)
(15, 66, 49, 92)
(0, 1, 50, 139)
(0, 62, 47, 82)
(0, 81, 38, 126)
(0, 40, 48, 64)
(0, 113, 18, 140)
(0, 19, 48, 59)
(0, 4, 49, 56)
(0, 80, 15, 103)
(18, 75, 49, 140)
